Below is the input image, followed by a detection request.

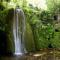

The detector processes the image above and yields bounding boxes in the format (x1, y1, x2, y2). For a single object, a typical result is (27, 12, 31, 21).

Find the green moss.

(5, 8, 15, 53)
(24, 22, 35, 52)
(0, 3, 5, 11)
(0, 8, 15, 53)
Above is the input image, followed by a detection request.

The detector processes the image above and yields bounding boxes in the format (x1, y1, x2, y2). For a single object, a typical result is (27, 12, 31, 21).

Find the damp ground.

(0, 49, 60, 60)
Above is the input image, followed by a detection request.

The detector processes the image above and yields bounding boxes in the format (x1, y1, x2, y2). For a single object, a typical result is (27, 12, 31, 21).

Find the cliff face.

(24, 22, 35, 52)
(0, 8, 15, 55)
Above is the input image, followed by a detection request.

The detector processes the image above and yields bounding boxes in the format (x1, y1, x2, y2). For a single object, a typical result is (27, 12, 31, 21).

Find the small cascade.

(13, 7, 26, 55)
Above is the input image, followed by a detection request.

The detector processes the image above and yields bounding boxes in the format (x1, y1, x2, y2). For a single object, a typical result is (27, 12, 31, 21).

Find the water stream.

(13, 7, 26, 55)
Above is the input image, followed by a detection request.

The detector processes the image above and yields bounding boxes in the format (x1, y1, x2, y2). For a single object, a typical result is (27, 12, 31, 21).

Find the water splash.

(13, 7, 26, 55)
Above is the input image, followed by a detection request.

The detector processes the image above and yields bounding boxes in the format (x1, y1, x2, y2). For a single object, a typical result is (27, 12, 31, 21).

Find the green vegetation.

(0, 0, 60, 53)
(0, 4, 14, 53)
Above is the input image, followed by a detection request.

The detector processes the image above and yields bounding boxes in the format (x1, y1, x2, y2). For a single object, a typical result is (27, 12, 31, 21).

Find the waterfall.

(13, 7, 26, 55)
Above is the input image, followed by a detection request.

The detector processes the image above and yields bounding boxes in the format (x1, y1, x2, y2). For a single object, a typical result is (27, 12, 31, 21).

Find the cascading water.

(13, 7, 26, 55)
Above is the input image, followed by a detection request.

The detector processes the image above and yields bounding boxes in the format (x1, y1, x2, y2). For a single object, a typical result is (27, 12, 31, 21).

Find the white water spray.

(13, 7, 26, 55)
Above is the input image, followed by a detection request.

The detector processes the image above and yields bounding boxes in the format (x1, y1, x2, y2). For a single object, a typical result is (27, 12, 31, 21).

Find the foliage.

(39, 10, 54, 24)
(0, 0, 60, 52)
(46, 0, 60, 13)
(46, 0, 60, 49)
(23, 5, 55, 50)
(51, 32, 60, 48)
(23, 1, 60, 49)
(0, 3, 5, 11)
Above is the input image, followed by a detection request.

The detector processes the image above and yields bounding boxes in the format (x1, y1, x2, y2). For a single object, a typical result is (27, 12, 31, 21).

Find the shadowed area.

(0, 30, 7, 55)
(0, 49, 60, 60)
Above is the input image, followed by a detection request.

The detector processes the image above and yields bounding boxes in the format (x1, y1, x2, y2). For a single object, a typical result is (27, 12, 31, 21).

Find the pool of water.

(0, 49, 60, 60)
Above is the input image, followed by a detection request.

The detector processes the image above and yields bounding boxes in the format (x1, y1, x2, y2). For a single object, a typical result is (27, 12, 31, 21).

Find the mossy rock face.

(6, 8, 36, 53)
(0, 8, 15, 54)
(5, 8, 15, 54)
(0, 6, 35, 54)
(24, 22, 35, 52)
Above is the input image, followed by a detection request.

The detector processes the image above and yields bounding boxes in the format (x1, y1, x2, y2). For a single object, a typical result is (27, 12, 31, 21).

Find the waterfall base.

(14, 53, 23, 55)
